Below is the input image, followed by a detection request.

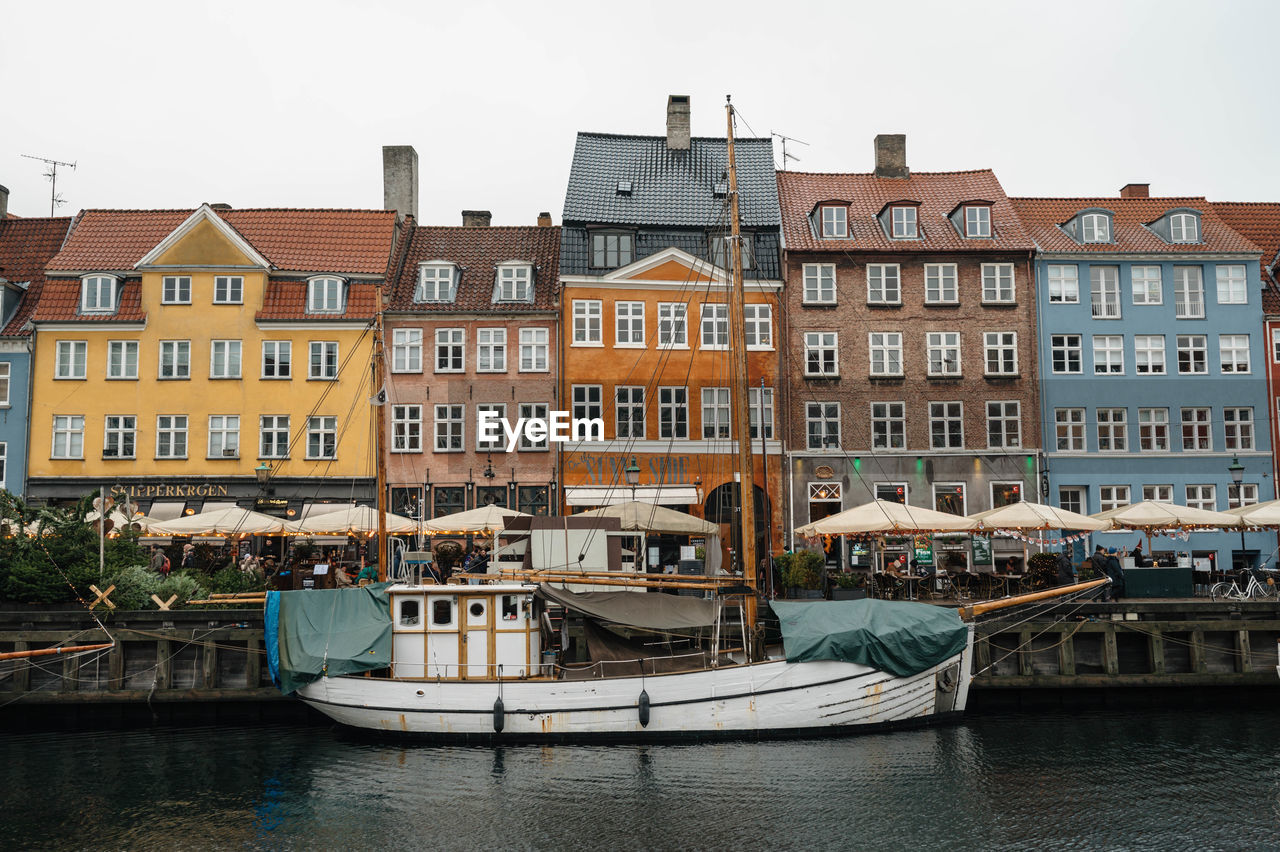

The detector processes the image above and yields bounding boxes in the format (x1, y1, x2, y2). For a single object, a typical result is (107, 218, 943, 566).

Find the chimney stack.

(1120, 183, 1150, 199)
(0, 185, 8, 219)
(874, 134, 908, 179)
(382, 145, 419, 221)
(462, 210, 492, 227)
(666, 95, 691, 151)
(537, 211, 553, 227)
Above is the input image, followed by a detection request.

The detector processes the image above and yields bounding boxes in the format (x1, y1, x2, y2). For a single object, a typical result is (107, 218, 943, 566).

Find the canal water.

(2, 709, 1277, 850)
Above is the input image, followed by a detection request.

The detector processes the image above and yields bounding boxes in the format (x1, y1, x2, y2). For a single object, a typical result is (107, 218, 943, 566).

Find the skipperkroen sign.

(478, 410, 604, 452)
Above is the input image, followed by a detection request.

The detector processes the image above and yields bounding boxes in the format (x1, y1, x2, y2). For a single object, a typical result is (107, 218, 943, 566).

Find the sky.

(3, 0, 1278, 222)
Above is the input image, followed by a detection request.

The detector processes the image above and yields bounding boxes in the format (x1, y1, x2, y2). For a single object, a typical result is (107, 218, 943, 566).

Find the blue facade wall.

(0, 347, 31, 497)
(1036, 255, 1276, 567)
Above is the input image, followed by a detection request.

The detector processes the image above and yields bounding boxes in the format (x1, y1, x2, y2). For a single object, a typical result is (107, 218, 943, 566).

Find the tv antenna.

(21, 153, 77, 216)
(770, 132, 809, 171)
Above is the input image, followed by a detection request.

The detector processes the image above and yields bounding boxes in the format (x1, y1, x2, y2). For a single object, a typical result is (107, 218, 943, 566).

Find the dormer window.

(495, 263, 533, 302)
(591, 232, 634, 269)
(1081, 213, 1111, 243)
(616, 180, 633, 196)
(965, 206, 992, 238)
(81, 275, 119, 314)
(416, 263, 457, 303)
(307, 276, 345, 313)
(1170, 213, 1199, 243)
(891, 206, 917, 239)
(820, 205, 848, 238)
(709, 234, 754, 270)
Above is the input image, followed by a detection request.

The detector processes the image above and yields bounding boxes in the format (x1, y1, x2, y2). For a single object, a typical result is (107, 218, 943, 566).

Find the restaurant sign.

(112, 483, 230, 499)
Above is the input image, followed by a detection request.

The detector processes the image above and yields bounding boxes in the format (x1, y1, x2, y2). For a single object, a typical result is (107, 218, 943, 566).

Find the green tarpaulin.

(770, 599, 968, 678)
(267, 582, 393, 695)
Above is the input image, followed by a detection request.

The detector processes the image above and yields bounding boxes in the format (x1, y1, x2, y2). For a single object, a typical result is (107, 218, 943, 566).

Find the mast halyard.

(725, 97, 759, 632)
(373, 281, 390, 581)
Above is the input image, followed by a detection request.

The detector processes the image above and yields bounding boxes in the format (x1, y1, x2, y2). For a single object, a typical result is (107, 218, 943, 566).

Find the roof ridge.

(1012, 196, 1209, 202)
(76, 207, 394, 214)
(414, 224, 561, 232)
(780, 168, 996, 177)
(576, 131, 771, 143)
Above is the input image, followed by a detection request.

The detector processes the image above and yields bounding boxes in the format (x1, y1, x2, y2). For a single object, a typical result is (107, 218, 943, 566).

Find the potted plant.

(779, 550, 824, 598)
(831, 571, 866, 601)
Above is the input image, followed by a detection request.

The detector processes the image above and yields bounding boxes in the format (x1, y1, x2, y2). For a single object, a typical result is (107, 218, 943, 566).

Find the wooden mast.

(725, 97, 758, 631)
(373, 279, 390, 581)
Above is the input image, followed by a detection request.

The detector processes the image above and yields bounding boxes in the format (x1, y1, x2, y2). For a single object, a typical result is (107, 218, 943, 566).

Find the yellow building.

(28, 204, 400, 522)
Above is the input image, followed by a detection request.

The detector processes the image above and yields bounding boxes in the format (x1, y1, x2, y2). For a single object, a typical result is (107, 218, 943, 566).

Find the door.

(460, 595, 492, 679)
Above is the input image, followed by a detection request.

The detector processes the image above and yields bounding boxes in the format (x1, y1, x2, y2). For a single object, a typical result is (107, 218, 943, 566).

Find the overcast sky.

(4, 0, 1277, 222)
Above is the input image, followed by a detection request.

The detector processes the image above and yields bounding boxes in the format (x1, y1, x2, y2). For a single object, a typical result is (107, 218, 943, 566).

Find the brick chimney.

(874, 134, 908, 179)
(666, 95, 691, 151)
(462, 210, 492, 227)
(0, 184, 8, 219)
(1120, 183, 1150, 199)
(537, 211, 552, 227)
(382, 145, 419, 221)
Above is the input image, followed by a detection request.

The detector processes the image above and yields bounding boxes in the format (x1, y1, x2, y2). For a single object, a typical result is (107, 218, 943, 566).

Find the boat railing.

(413, 648, 745, 681)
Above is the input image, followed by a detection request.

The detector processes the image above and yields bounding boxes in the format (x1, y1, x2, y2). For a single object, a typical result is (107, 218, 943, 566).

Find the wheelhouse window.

(214, 276, 243, 304)
(162, 276, 191, 304)
(891, 206, 917, 239)
(495, 264, 533, 302)
(416, 264, 456, 302)
(820, 205, 847, 238)
(307, 277, 344, 313)
(1169, 213, 1199, 243)
(80, 275, 118, 314)
(965, 206, 992, 238)
(591, 232, 634, 268)
(1080, 213, 1111, 243)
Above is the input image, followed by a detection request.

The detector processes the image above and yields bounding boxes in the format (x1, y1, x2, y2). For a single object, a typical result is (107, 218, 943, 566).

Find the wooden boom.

(958, 578, 1110, 620)
(0, 642, 113, 661)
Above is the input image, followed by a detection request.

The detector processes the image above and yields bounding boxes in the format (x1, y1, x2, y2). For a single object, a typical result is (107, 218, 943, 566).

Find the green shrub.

(208, 567, 266, 595)
(778, 550, 823, 589)
(105, 565, 164, 610)
(158, 571, 209, 608)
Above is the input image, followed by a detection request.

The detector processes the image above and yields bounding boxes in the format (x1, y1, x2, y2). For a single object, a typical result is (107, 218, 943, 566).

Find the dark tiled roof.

(387, 225, 561, 313)
(777, 169, 1033, 252)
(31, 277, 147, 324)
(256, 279, 380, 322)
(0, 216, 72, 336)
(1211, 202, 1280, 283)
(1011, 197, 1260, 255)
(47, 208, 399, 275)
(562, 134, 779, 227)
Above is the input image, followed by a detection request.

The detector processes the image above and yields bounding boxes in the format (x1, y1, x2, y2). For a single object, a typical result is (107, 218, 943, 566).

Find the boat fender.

(493, 697, 505, 733)
(638, 689, 651, 728)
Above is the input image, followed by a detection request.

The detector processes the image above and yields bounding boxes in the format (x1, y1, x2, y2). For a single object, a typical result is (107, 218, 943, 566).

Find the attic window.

(1081, 213, 1111, 243)
(307, 276, 345, 313)
(416, 263, 457, 303)
(820, 205, 848, 239)
(495, 263, 533, 302)
(713, 181, 728, 197)
(591, 232, 634, 268)
(1170, 213, 1199, 243)
(965, 206, 992, 238)
(891, 206, 918, 239)
(616, 180, 633, 196)
(80, 274, 119, 314)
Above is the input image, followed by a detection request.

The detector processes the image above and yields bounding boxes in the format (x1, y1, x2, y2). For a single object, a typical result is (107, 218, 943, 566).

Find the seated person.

(356, 563, 379, 584)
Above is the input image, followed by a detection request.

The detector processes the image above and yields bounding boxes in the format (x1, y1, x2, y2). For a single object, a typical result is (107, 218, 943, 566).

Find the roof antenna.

(770, 132, 809, 171)
(21, 153, 77, 216)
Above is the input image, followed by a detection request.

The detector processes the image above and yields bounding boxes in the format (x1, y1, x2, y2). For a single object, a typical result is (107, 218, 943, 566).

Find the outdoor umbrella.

(285, 505, 418, 535)
(969, 501, 1112, 532)
(576, 500, 718, 535)
(146, 507, 288, 536)
(422, 505, 531, 534)
(1225, 498, 1280, 528)
(1090, 500, 1241, 555)
(795, 499, 977, 536)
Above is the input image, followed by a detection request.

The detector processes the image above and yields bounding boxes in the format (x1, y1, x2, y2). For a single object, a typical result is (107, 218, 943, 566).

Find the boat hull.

(297, 630, 973, 743)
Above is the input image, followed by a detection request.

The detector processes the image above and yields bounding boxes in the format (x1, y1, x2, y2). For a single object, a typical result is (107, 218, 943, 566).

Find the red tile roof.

(387, 225, 561, 313)
(1011, 197, 1261, 255)
(776, 170, 1033, 253)
(0, 216, 72, 336)
(30, 277, 147, 325)
(256, 279, 380, 322)
(1210, 202, 1280, 283)
(47, 207, 399, 276)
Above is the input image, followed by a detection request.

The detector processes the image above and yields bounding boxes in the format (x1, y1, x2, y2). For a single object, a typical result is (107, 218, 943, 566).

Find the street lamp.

(255, 462, 272, 484)
(624, 456, 640, 503)
(1229, 454, 1247, 569)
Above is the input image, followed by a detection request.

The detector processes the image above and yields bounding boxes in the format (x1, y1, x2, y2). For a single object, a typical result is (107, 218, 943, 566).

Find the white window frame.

(1098, 485, 1130, 512)
(1081, 213, 1111, 243)
(416, 263, 456, 302)
(869, 332, 902, 377)
(155, 414, 188, 459)
(1090, 266, 1121, 319)
(495, 264, 532, 302)
(929, 401, 964, 450)
(1047, 265, 1079, 304)
(1054, 408, 1086, 452)
(1051, 334, 1082, 374)
(55, 340, 87, 380)
(891, 206, 918, 239)
(261, 340, 291, 379)
(1137, 408, 1170, 452)
(103, 415, 135, 459)
(745, 304, 773, 349)
(1177, 334, 1208, 375)
(519, 327, 549, 372)
(214, 275, 243, 305)
(983, 331, 1018, 376)
(805, 401, 840, 450)
(571, 384, 603, 423)
(804, 332, 839, 377)
(986, 400, 1021, 449)
(820, 206, 847, 238)
(1224, 407, 1254, 451)
(748, 386, 774, 440)
(658, 387, 688, 439)
(391, 329, 423, 373)
(477, 328, 507, 373)
(1143, 484, 1174, 503)
(1131, 266, 1163, 305)
(924, 264, 958, 304)
(981, 263, 1015, 303)
(1216, 264, 1248, 305)
(935, 482, 968, 515)
(80, 275, 118, 314)
(1174, 266, 1205, 319)
(306, 415, 338, 459)
(159, 340, 191, 380)
(657, 303, 688, 347)
(208, 414, 240, 458)
(1181, 407, 1212, 452)
(1220, 334, 1251, 374)
(162, 275, 191, 305)
(965, 206, 992, 238)
(867, 264, 901, 305)
(802, 264, 836, 304)
(1096, 407, 1128, 452)
(102, 340, 137, 381)
(1058, 486, 1085, 515)
(1134, 335, 1166, 375)
(871, 401, 906, 450)
(700, 387, 731, 440)
(700, 303, 728, 350)
(260, 415, 290, 459)
(615, 302, 645, 347)
(1185, 484, 1217, 512)
(615, 386, 645, 440)
(518, 403, 550, 450)
(307, 276, 344, 313)
(434, 329, 464, 373)
(1228, 483, 1260, 510)
(0, 363, 8, 405)
(1170, 213, 1199, 244)
(476, 403, 506, 451)
(52, 414, 85, 459)
(392, 404, 422, 453)
(209, 340, 242, 379)
(309, 341, 339, 380)
(1093, 335, 1124, 374)
(926, 332, 961, 377)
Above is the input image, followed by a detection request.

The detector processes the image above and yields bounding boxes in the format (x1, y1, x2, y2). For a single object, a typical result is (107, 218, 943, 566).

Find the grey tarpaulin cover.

(267, 582, 393, 695)
(770, 598, 968, 678)
(538, 584, 719, 630)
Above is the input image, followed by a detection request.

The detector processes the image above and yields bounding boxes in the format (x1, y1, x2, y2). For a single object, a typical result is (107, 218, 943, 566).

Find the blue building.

(0, 189, 71, 498)
(1015, 185, 1273, 571)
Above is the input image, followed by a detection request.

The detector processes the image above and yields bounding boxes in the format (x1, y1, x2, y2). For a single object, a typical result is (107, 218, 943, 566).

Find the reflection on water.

(2, 709, 1278, 850)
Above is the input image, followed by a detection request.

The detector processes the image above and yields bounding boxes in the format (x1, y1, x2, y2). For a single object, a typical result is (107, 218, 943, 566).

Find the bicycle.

(1210, 568, 1279, 601)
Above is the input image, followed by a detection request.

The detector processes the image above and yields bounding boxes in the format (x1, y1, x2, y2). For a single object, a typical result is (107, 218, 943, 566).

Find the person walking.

(1104, 547, 1126, 601)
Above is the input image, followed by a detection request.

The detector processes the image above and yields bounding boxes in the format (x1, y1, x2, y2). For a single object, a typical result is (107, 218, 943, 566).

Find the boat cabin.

(390, 583, 541, 680)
